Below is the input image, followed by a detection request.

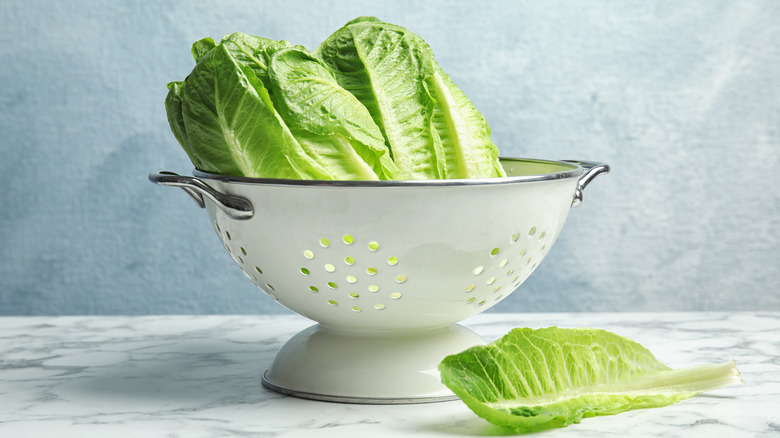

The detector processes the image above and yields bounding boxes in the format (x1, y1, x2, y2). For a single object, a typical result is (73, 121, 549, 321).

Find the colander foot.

(261, 323, 485, 404)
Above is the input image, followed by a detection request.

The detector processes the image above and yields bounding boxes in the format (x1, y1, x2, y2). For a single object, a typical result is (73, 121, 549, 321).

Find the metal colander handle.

(564, 161, 611, 207)
(149, 171, 254, 220)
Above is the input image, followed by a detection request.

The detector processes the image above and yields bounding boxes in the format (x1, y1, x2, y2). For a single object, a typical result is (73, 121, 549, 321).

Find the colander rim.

(192, 157, 583, 187)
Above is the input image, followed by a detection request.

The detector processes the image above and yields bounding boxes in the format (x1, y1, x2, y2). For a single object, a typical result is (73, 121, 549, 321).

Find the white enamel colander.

(150, 157, 609, 403)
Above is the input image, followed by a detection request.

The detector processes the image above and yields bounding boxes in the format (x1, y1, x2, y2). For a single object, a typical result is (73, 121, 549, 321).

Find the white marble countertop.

(1, 312, 778, 437)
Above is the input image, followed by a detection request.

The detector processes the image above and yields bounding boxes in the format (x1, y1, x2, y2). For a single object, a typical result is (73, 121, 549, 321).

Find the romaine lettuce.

(267, 47, 401, 180)
(439, 327, 742, 432)
(165, 18, 505, 180)
(316, 17, 506, 179)
(166, 33, 397, 180)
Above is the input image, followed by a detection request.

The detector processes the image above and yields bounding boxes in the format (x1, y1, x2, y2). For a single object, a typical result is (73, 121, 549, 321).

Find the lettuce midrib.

(481, 360, 742, 410)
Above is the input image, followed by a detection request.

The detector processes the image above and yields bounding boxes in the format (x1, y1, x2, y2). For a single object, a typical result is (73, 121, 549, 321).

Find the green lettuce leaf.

(316, 17, 442, 179)
(165, 80, 203, 170)
(267, 47, 401, 180)
(439, 327, 742, 433)
(427, 66, 506, 179)
(218, 33, 294, 91)
(191, 37, 216, 62)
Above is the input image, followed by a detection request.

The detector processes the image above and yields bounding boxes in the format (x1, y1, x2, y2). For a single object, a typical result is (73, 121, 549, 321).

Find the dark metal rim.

(193, 157, 583, 188)
(261, 371, 459, 405)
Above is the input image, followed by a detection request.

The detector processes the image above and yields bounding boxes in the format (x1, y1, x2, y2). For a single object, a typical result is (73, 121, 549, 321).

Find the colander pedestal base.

(261, 323, 485, 404)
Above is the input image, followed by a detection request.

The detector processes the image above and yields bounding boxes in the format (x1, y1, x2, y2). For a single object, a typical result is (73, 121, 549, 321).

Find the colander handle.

(563, 160, 611, 207)
(149, 171, 254, 220)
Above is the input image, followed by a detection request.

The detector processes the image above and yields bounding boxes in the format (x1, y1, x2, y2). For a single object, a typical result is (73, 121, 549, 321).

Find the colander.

(150, 157, 609, 404)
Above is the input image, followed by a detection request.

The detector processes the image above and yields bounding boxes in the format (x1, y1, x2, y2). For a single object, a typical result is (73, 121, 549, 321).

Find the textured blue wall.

(1, 0, 778, 315)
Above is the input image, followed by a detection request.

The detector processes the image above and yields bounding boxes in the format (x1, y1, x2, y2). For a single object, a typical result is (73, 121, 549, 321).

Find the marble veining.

(1, 312, 778, 437)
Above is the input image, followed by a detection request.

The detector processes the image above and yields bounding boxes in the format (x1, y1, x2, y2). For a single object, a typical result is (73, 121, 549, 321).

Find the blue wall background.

(1, 0, 778, 315)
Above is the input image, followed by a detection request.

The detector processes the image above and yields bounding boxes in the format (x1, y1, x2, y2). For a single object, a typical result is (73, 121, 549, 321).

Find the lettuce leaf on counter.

(439, 327, 742, 433)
